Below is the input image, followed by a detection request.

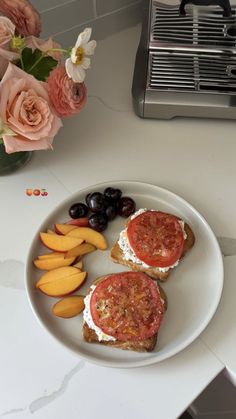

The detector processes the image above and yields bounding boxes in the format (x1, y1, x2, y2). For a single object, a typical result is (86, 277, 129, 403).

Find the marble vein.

(88, 95, 132, 113)
(0, 408, 26, 418)
(29, 360, 85, 413)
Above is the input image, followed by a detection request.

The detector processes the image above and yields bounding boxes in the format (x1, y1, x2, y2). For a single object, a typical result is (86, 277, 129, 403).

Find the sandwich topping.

(84, 285, 116, 341)
(87, 272, 164, 342)
(118, 209, 187, 271)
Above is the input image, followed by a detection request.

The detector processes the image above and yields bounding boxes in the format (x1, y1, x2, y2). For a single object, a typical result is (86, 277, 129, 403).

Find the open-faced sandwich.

(111, 209, 195, 281)
(83, 271, 167, 352)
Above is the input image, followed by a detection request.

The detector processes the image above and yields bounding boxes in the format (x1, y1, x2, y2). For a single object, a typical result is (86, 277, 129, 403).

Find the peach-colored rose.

(0, 63, 62, 153)
(0, 15, 15, 45)
(0, 16, 19, 78)
(0, 0, 41, 37)
(47, 66, 87, 117)
(25, 36, 62, 61)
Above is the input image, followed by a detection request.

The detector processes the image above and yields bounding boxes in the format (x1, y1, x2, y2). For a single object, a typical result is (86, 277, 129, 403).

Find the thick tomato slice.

(90, 272, 164, 341)
(127, 211, 184, 268)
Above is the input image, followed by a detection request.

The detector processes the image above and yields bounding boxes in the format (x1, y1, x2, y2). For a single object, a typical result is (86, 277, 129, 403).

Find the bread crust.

(110, 222, 195, 281)
(83, 274, 167, 352)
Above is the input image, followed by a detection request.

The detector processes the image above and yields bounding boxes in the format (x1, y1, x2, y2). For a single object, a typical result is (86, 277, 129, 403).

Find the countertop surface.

(1, 25, 236, 419)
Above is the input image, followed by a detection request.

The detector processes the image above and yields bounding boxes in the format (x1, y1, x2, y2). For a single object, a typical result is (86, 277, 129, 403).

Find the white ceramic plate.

(25, 181, 224, 368)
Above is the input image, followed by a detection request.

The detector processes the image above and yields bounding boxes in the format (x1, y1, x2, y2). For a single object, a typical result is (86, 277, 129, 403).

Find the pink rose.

(0, 15, 15, 45)
(0, 63, 62, 153)
(0, 0, 41, 37)
(25, 36, 62, 61)
(0, 16, 19, 78)
(47, 66, 87, 117)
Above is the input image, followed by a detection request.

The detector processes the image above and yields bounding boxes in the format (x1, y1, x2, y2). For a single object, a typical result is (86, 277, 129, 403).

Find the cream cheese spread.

(83, 285, 116, 342)
(118, 209, 187, 272)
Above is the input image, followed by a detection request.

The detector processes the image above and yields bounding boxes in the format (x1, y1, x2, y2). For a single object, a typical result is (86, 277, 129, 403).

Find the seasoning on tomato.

(90, 272, 164, 341)
(127, 210, 185, 268)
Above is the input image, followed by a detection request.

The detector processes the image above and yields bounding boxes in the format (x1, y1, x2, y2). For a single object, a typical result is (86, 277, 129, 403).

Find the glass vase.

(0, 142, 32, 175)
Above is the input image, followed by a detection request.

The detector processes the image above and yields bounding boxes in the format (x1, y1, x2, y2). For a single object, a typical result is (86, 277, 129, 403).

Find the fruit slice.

(36, 267, 86, 297)
(38, 252, 63, 260)
(65, 243, 96, 259)
(52, 295, 85, 318)
(40, 232, 83, 252)
(66, 218, 89, 227)
(55, 224, 78, 235)
(73, 259, 83, 270)
(33, 256, 76, 270)
(67, 227, 107, 250)
(47, 229, 55, 234)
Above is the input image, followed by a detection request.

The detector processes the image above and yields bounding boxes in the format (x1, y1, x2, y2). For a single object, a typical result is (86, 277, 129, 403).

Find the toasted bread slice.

(83, 322, 158, 352)
(110, 223, 195, 282)
(83, 275, 168, 352)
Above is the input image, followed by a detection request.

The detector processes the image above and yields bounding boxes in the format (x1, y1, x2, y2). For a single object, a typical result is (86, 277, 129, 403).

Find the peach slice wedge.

(36, 266, 86, 297)
(38, 252, 63, 260)
(47, 229, 55, 234)
(73, 259, 83, 270)
(54, 224, 77, 235)
(65, 243, 96, 259)
(67, 227, 107, 250)
(40, 232, 83, 252)
(52, 295, 85, 318)
(33, 256, 76, 270)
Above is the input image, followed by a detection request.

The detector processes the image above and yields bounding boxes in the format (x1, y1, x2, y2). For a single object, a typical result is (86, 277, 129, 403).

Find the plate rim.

(25, 180, 224, 368)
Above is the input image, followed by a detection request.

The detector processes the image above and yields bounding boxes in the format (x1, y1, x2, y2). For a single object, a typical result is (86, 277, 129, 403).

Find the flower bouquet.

(0, 0, 96, 174)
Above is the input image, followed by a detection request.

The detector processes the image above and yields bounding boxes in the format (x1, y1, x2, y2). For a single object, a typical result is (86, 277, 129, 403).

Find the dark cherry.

(105, 204, 118, 221)
(88, 213, 108, 232)
(118, 197, 136, 218)
(87, 192, 106, 213)
(85, 193, 92, 206)
(104, 187, 122, 202)
(69, 202, 89, 219)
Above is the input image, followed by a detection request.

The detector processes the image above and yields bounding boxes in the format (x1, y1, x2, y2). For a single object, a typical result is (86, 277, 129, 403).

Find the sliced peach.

(36, 267, 86, 297)
(40, 232, 83, 252)
(47, 229, 55, 234)
(66, 218, 89, 227)
(67, 227, 107, 250)
(52, 295, 85, 318)
(33, 256, 76, 270)
(65, 243, 96, 259)
(55, 224, 77, 235)
(73, 259, 83, 270)
(38, 252, 63, 260)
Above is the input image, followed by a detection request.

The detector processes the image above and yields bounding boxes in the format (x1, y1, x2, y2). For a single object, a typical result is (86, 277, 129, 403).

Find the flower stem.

(20, 54, 25, 70)
(48, 48, 68, 54)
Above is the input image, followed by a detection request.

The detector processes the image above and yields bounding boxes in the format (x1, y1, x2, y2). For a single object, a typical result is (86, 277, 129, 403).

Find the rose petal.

(0, 63, 62, 152)
(3, 134, 54, 153)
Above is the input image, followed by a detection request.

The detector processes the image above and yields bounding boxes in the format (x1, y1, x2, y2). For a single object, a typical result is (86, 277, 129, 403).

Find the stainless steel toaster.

(132, 0, 236, 119)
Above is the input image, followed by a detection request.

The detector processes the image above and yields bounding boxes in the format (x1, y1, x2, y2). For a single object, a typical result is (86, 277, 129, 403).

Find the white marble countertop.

(1, 25, 236, 418)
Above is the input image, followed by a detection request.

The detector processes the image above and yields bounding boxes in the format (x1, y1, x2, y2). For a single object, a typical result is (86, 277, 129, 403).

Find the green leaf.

(19, 47, 58, 82)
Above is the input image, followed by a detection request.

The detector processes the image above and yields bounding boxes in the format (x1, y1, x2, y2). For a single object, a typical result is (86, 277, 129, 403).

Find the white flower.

(65, 28, 96, 83)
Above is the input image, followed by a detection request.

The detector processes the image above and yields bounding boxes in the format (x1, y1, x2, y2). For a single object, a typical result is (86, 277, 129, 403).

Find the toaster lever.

(179, 0, 232, 17)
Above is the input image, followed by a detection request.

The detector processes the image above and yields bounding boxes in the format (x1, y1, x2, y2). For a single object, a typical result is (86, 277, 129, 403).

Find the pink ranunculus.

(0, 16, 19, 78)
(0, 63, 62, 153)
(25, 36, 62, 61)
(47, 66, 87, 117)
(0, 0, 41, 37)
